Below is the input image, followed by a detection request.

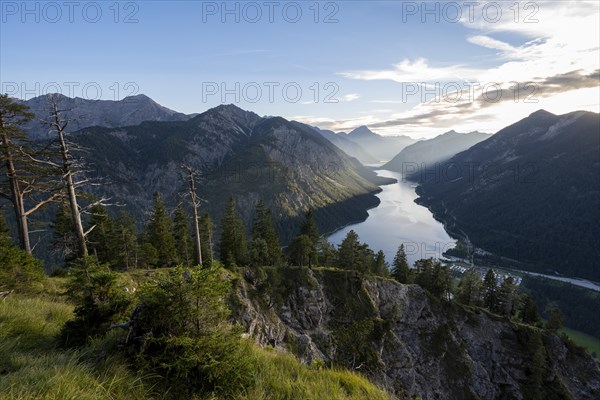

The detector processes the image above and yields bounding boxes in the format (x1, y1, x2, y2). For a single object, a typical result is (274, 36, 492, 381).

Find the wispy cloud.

(333, 1, 599, 137)
(341, 93, 360, 102)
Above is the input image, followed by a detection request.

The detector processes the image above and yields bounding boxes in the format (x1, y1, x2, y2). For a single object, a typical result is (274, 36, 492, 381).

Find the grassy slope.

(0, 281, 393, 400)
(560, 326, 600, 357)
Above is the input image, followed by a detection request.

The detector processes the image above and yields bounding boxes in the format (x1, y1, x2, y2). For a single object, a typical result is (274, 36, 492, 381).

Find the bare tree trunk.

(0, 130, 31, 253)
(50, 100, 88, 258)
(184, 166, 202, 266)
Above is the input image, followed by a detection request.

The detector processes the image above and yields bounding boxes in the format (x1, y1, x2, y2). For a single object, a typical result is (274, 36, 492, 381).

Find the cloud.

(339, 58, 480, 83)
(467, 35, 518, 54)
(333, 1, 599, 137)
(297, 69, 599, 137)
(341, 93, 360, 102)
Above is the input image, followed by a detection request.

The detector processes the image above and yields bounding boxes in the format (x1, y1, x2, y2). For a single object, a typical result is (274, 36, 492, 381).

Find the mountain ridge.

(383, 130, 492, 173)
(415, 109, 600, 281)
(17, 93, 193, 139)
(64, 102, 393, 243)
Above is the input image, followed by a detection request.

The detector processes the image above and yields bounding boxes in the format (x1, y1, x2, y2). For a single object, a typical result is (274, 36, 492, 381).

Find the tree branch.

(24, 192, 62, 216)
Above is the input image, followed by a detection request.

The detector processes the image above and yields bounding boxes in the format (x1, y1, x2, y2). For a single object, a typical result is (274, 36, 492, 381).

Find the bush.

(59, 256, 132, 347)
(128, 265, 255, 398)
(0, 213, 44, 292)
(0, 244, 45, 292)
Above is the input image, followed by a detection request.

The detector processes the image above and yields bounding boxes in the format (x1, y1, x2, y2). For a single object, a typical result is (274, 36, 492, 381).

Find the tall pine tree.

(299, 209, 319, 266)
(86, 204, 118, 265)
(115, 210, 138, 270)
(391, 244, 410, 283)
(456, 268, 482, 306)
(250, 200, 281, 266)
(483, 269, 498, 312)
(146, 193, 177, 267)
(200, 213, 214, 266)
(51, 200, 78, 263)
(173, 206, 194, 266)
(219, 197, 247, 267)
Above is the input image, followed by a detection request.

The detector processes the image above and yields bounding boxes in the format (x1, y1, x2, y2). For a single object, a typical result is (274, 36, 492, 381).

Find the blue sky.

(1, 1, 598, 137)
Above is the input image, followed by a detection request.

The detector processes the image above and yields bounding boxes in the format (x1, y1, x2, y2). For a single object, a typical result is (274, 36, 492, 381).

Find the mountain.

(415, 110, 600, 281)
(69, 104, 393, 241)
(19, 93, 192, 139)
(341, 126, 416, 161)
(236, 267, 600, 399)
(309, 126, 379, 164)
(382, 130, 491, 173)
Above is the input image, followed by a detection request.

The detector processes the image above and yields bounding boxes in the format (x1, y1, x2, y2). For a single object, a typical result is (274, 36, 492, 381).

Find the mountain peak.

(348, 125, 378, 138)
(442, 130, 459, 136)
(529, 109, 556, 118)
(123, 93, 153, 102)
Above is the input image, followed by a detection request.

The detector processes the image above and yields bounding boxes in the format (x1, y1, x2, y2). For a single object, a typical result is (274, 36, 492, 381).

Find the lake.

(328, 170, 456, 267)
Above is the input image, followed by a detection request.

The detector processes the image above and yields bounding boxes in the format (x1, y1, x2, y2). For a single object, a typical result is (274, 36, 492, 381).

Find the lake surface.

(328, 170, 456, 267)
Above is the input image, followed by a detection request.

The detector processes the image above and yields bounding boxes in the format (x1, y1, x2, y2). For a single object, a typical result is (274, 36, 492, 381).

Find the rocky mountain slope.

(311, 126, 379, 165)
(340, 126, 416, 161)
(233, 267, 600, 400)
(383, 130, 491, 174)
(415, 110, 600, 281)
(71, 104, 393, 240)
(19, 93, 191, 139)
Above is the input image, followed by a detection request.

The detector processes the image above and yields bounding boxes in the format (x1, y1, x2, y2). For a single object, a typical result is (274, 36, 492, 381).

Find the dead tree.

(0, 94, 62, 254)
(40, 95, 113, 258)
(182, 165, 203, 266)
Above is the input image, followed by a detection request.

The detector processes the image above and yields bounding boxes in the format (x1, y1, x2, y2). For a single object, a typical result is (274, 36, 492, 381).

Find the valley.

(2, 3, 599, 396)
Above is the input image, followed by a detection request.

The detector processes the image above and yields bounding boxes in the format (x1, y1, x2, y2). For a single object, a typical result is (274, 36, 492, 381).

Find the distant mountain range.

(416, 110, 600, 281)
(18, 94, 192, 139)
(310, 126, 379, 164)
(67, 103, 392, 241)
(382, 130, 491, 173)
(338, 126, 417, 161)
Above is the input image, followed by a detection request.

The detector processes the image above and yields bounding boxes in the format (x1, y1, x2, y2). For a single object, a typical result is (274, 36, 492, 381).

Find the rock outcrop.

(232, 267, 600, 399)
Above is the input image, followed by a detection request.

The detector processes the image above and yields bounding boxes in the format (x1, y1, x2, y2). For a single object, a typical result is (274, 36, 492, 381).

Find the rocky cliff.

(232, 267, 600, 399)
(19, 93, 191, 139)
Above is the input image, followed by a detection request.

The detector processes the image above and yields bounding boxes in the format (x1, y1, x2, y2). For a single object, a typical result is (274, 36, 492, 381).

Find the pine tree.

(546, 307, 563, 332)
(337, 230, 360, 270)
(0, 207, 12, 247)
(250, 200, 281, 266)
(431, 261, 452, 301)
(497, 277, 518, 318)
(523, 331, 547, 400)
(414, 258, 435, 290)
(114, 210, 138, 270)
(287, 234, 312, 267)
(316, 238, 338, 267)
(219, 197, 247, 267)
(0, 209, 44, 290)
(146, 193, 177, 267)
(200, 213, 214, 266)
(336, 230, 374, 273)
(173, 206, 194, 266)
(86, 204, 118, 265)
(299, 209, 319, 266)
(483, 269, 498, 312)
(391, 244, 410, 283)
(51, 201, 79, 263)
(520, 293, 541, 325)
(372, 250, 389, 277)
(456, 268, 482, 306)
(300, 209, 319, 243)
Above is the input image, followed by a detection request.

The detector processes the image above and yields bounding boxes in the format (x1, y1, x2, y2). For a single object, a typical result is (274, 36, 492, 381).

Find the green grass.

(0, 285, 394, 400)
(239, 347, 391, 400)
(560, 326, 600, 357)
(0, 296, 152, 400)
